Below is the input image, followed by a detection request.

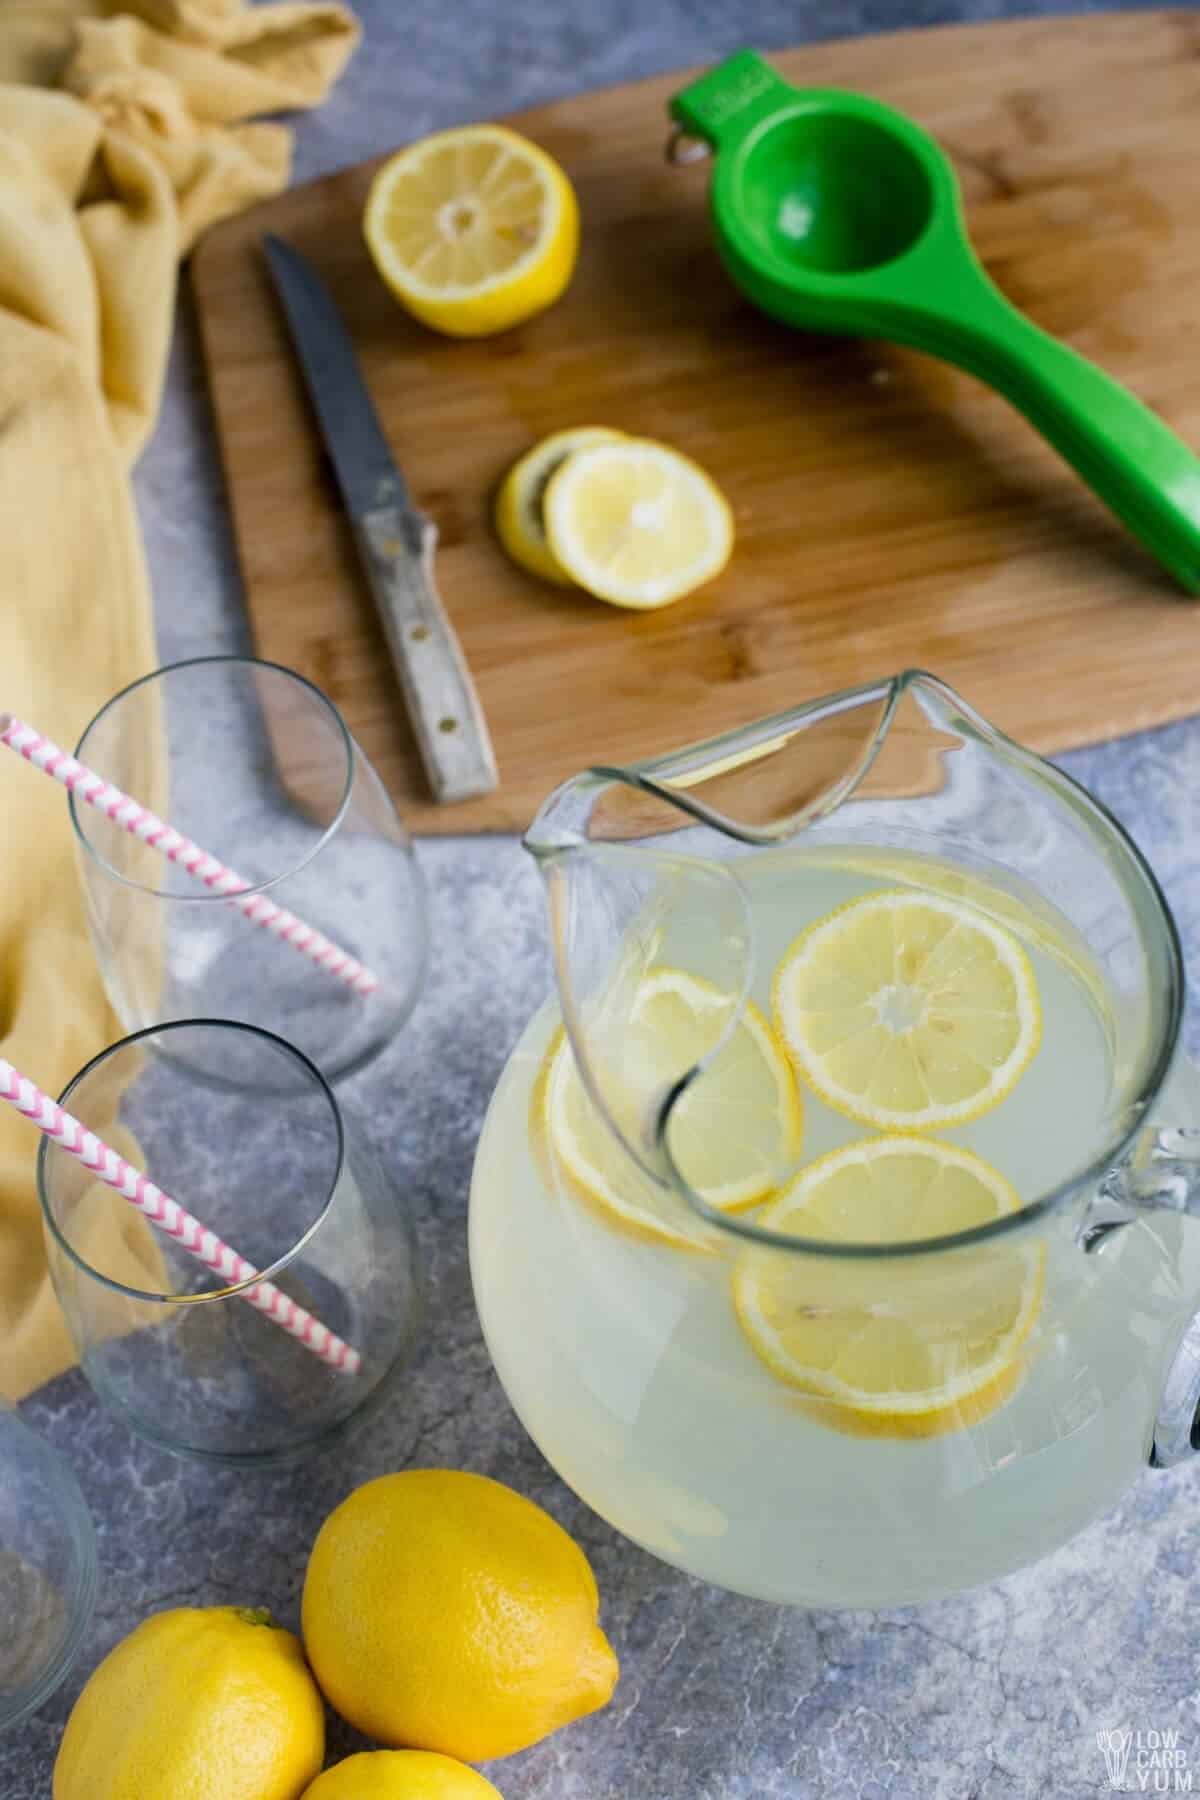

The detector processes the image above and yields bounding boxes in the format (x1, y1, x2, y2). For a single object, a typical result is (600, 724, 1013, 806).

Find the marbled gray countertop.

(8, 2, 1200, 1796)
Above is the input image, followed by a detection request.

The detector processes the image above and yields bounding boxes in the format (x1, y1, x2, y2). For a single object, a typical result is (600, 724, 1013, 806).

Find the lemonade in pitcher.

(470, 676, 1200, 1607)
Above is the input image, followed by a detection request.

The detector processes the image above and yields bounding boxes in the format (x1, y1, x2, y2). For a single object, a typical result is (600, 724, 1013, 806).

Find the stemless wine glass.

(37, 1021, 421, 1465)
(70, 657, 428, 1085)
(0, 1402, 96, 1731)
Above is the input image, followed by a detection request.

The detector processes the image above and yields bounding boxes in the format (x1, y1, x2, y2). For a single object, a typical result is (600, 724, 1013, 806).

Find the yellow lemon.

(773, 889, 1041, 1131)
(495, 426, 625, 583)
(543, 969, 801, 1247)
(732, 1136, 1045, 1437)
(364, 126, 578, 337)
(543, 437, 734, 607)
(301, 1470, 617, 1762)
(301, 1751, 503, 1799)
(53, 1607, 324, 1800)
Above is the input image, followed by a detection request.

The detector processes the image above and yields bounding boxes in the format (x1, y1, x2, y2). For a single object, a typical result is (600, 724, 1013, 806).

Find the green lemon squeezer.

(670, 50, 1200, 593)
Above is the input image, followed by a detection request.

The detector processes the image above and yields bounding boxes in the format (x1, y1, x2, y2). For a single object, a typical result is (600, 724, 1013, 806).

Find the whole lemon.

(302, 1750, 503, 1798)
(54, 1606, 325, 1800)
(302, 1470, 618, 1761)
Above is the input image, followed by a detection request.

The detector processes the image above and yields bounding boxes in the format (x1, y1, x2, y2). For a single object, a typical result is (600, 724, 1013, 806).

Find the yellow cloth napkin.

(0, 0, 359, 1402)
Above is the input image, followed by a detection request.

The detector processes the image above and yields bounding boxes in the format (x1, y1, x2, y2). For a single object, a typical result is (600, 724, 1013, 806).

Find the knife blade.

(262, 234, 498, 806)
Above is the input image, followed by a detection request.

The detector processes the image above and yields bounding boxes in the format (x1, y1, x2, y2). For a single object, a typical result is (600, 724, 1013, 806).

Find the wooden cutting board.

(193, 10, 1200, 834)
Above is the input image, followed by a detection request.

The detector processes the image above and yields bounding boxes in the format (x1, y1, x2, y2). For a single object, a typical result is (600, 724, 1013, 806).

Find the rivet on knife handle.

(356, 504, 498, 804)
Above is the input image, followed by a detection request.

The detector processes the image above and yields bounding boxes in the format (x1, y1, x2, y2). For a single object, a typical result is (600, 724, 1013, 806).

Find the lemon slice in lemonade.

(544, 969, 801, 1248)
(733, 1137, 1045, 1436)
(495, 427, 625, 584)
(543, 439, 734, 608)
(364, 125, 579, 338)
(773, 890, 1041, 1131)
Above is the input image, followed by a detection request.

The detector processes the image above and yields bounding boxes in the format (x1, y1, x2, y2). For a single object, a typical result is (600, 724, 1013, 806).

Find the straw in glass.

(0, 714, 378, 996)
(1, 1055, 361, 1376)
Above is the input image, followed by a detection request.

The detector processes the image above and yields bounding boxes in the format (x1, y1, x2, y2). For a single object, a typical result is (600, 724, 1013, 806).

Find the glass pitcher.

(469, 672, 1200, 1608)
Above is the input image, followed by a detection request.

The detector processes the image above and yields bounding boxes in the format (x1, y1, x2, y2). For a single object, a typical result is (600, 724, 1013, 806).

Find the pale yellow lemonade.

(470, 847, 1200, 1606)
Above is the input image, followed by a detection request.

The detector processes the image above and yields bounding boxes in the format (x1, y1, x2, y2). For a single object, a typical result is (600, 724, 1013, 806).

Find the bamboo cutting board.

(193, 11, 1200, 834)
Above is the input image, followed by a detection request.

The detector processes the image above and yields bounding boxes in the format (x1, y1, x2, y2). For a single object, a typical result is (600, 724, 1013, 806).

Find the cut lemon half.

(495, 427, 625, 584)
(542, 439, 734, 608)
(773, 889, 1041, 1132)
(733, 1136, 1044, 1437)
(364, 125, 579, 338)
(543, 969, 801, 1248)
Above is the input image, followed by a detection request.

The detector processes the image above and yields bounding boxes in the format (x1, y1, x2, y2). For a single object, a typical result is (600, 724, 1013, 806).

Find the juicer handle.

(671, 50, 1200, 595)
(920, 274, 1200, 595)
(1081, 1121, 1200, 1467)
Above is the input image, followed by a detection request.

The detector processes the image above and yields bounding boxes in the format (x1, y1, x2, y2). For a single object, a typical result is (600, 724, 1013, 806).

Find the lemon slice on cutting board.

(732, 1135, 1045, 1437)
(543, 969, 802, 1248)
(495, 427, 625, 583)
(773, 889, 1041, 1132)
(543, 438, 734, 608)
(364, 125, 578, 337)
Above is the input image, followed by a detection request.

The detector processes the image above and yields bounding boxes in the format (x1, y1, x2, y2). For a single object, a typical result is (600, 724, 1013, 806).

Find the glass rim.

(69, 654, 356, 902)
(533, 670, 1187, 1259)
(36, 1019, 346, 1305)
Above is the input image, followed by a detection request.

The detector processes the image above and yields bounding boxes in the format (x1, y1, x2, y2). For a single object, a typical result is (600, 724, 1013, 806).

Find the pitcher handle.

(1079, 1125, 1200, 1253)
(1152, 1314, 1200, 1468)
(1079, 1085, 1200, 1467)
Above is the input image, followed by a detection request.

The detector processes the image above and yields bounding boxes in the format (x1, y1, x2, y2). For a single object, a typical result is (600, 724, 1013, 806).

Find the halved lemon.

(542, 438, 734, 608)
(364, 125, 579, 338)
(732, 1136, 1044, 1436)
(495, 427, 625, 584)
(543, 969, 801, 1248)
(773, 889, 1041, 1132)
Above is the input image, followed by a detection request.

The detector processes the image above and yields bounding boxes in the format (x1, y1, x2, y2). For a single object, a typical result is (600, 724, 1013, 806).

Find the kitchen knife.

(262, 234, 498, 805)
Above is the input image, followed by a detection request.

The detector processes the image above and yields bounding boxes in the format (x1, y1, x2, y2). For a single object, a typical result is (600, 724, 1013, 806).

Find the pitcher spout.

(524, 670, 985, 858)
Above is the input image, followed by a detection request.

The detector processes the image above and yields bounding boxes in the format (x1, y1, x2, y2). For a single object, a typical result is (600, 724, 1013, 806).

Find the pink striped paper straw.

(0, 713, 378, 997)
(3, 1055, 361, 1375)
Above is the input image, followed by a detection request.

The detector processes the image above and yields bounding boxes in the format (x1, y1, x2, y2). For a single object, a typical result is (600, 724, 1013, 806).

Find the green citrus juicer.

(669, 50, 1200, 593)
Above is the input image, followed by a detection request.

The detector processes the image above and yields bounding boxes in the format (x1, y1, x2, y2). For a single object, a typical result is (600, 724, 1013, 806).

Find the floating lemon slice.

(543, 439, 734, 608)
(543, 969, 801, 1248)
(732, 1136, 1044, 1437)
(364, 125, 579, 338)
(495, 427, 625, 584)
(773, 889, 1041, 1132)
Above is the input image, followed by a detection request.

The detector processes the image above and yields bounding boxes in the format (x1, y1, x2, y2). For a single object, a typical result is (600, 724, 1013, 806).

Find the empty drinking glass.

(37, 1021, 421, 1465)
(70, 657, 428, 1085)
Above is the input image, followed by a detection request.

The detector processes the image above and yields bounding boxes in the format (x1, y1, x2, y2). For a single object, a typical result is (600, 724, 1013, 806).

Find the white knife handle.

(354, 504, 499, 805)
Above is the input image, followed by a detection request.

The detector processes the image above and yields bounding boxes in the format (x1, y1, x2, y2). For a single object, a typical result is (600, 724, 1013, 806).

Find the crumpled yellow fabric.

(0, 0, 359, 1401)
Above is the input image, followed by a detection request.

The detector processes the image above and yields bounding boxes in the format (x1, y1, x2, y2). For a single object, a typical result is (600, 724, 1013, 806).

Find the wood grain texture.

(193, 10, 1200, 834)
